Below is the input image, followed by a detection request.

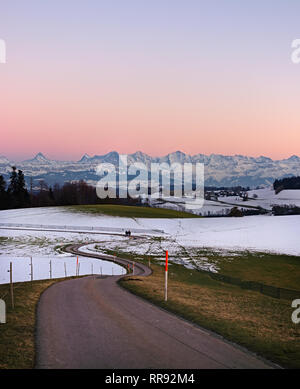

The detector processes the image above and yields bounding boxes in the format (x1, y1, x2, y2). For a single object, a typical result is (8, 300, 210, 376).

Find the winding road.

(35, 243, 275, 369)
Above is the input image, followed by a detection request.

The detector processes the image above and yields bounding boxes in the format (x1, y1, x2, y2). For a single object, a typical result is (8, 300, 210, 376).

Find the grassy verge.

(182, 249, 300, 291)
(119, 259, 300, 369)
(96, 245, 300, 291)
(214, 252, 300, 290)
(0, 277, 80, 369)
(67, 204, 200, 218)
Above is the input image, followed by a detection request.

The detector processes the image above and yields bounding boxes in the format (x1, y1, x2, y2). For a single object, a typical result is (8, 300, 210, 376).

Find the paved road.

(36, 244, 275, 369)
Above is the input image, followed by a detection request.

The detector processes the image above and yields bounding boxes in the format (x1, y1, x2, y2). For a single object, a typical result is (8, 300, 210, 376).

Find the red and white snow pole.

(165, 250, 168, 302)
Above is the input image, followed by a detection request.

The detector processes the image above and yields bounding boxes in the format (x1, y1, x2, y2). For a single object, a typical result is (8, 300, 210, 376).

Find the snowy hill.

(0, 207, 299, 256)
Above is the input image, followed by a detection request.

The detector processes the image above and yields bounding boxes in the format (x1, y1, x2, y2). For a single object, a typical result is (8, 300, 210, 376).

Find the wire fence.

(0, 222, 164, 235)
(0, 256, 125, 285)
(199, 269, 300, 301)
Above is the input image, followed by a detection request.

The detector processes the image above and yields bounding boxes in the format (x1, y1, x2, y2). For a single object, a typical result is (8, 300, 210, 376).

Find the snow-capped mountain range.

(0, 151, 300, 188)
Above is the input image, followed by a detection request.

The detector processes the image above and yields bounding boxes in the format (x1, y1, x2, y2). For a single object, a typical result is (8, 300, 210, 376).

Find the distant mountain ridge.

(0, 151, 300, 188)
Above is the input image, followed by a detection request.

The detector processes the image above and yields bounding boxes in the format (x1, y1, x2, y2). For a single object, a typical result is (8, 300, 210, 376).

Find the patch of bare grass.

(120, 263, 300, 368)
(0, 277, 81, 369)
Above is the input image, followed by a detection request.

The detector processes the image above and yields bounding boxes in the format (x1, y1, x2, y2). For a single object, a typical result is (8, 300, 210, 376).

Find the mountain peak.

(106, 151, 119, 157)
(287, 155, 300, 162)
(23, 152, 50, 164)
(78, 153, 91, 162)
(129, 151, 151, 160)
(256, 155, 272, 162)
(131, 150, 146, 156)
(0, 155, 10, 164)
(169, 150, 186, 156)
(35, 152, 47, 160)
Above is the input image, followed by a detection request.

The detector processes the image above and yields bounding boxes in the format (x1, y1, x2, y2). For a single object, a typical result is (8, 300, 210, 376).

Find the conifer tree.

(17, 169, 30, 207)
(7, 167, 30, 208)
(0, 175, 8, 209)
(7, 166, 18, 207)
(8, 166, 18, 194)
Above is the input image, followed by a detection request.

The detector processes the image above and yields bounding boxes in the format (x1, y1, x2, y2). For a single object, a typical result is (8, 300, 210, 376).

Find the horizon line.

(1, 150, 300, 163)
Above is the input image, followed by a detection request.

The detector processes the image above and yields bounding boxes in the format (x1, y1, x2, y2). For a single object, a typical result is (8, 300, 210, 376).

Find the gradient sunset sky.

(1, 0, 300, 161)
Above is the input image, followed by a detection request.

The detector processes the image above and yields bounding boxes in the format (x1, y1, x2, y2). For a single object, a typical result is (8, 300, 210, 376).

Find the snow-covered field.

(222, 188, 300, 211)
(0, 206, 299, 283)
(147, 187, 300, 215)
(149, 197, 234, 216)
(0, 255, 124, 284)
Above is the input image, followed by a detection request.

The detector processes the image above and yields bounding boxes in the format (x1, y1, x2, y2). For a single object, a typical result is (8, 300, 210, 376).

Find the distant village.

(204, 187, 251, 201)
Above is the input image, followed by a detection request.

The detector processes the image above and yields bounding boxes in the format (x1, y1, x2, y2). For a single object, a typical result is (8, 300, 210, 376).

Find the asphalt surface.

(36, 244, 275, 369)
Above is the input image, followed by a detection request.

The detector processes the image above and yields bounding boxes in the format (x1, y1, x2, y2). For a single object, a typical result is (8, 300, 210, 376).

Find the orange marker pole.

(76, 256, 79, 276)
(165, 250, 168, 301)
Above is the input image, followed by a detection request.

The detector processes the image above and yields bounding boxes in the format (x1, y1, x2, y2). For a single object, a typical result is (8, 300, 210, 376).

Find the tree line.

(0, 167, 30, 209)
(273, 176, 300, 193)
(272, 204, 300, 216)
(0, 167, 140, 210)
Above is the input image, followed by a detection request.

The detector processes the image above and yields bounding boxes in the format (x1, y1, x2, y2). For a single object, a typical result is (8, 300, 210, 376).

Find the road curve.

(35, 244, 275, 369)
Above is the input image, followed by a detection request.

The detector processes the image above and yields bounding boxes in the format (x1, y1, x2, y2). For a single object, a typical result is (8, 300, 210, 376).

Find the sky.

(0, 0, 300, 161)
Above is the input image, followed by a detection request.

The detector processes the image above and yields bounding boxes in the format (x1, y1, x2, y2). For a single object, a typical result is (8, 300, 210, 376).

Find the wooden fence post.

(10, 262, 14, 309)
(30, 257, 33, 282)
(165, 251, 168, 302)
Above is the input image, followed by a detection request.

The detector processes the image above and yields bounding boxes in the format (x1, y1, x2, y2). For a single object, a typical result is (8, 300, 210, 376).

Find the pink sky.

(1, 1, 300, 161)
